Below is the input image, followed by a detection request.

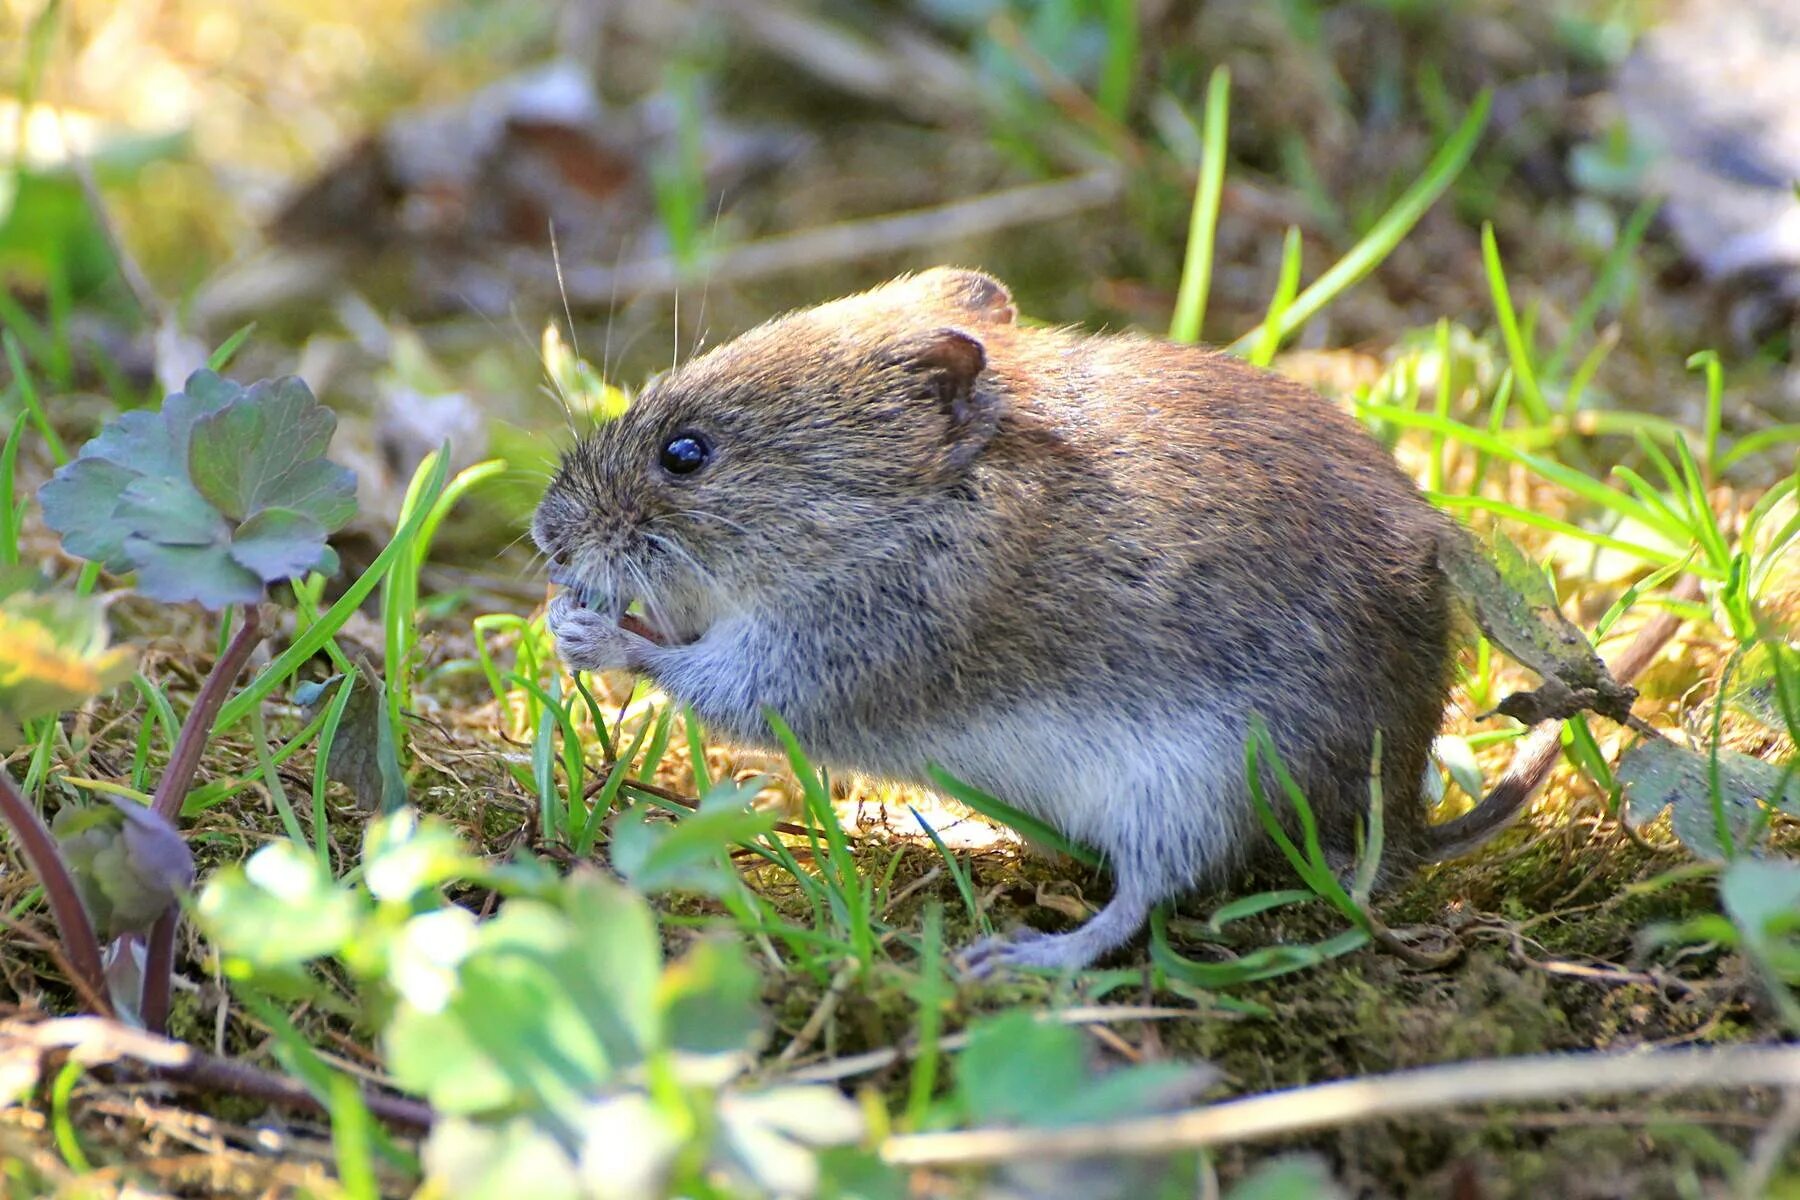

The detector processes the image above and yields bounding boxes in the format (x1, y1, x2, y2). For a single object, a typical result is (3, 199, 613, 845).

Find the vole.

(532, 267, 1543, 972)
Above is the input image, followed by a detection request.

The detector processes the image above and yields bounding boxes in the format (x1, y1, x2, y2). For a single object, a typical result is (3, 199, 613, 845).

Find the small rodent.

(533, 268, 1540, 972)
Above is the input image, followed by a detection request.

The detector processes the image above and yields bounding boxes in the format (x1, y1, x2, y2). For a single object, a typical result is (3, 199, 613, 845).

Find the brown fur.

(535, 268, 1514, 971)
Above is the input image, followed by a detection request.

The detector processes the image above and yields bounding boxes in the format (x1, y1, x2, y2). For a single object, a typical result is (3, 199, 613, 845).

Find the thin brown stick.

(881, 1043, 1800, 1167)
(5, 1013, 432, 1133)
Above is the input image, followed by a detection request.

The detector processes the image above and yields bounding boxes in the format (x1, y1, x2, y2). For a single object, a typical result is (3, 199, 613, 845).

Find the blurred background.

(3, 0, 1798, 568)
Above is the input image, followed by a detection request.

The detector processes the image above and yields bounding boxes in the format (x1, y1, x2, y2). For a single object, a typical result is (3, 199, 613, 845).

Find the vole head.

(531, 267, 1016, 645)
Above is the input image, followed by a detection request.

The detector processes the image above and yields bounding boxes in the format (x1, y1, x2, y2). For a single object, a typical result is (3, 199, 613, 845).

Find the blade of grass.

(215, 450, 449, 732)
(312, 666, 360, 873)
(0, 411, 27, 564)
(910, 808, 986, 934)
(206, 323, 257, 372)
(1359, 401, 1694, 543)
(1229, 90, 1490, 355)
(1542, 195, 1658, 384)
(1248, 226, 1304, 368)
(251, 705, 311, 852)
(1169, 66, 1230, 344)
(1480, 222, 1551, 426)
(3, 330, 67, 464)
(926, 764, 1102, 867)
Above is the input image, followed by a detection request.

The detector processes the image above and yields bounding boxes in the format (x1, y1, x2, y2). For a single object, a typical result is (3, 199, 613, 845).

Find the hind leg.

(959, 865, 1160, 976)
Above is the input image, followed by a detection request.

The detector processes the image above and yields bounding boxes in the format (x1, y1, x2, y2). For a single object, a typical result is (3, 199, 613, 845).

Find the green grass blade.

(1169, 66, 1230, 344)
(3, 330, 67, 464)
(1249, 225, 1303, 368)
(1361, 401, 1692, 542)
(1229, 90, 1490, 355)
(926, 764, 1102, 867)
(1480, 222, 1551, 426)
(215, 450, 449, 732)
(206, 323, 257, 372)
(909, 807, 986, 934)
(1543, 195, 1658, 383)
(0, 410, 28, 565)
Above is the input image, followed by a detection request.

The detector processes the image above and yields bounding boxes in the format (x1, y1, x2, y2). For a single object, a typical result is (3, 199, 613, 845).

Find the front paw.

(547, 593, 654, 673)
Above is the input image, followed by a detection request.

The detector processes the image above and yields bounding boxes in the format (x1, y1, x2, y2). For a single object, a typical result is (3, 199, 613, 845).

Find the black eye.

(659, 431, 711, 476)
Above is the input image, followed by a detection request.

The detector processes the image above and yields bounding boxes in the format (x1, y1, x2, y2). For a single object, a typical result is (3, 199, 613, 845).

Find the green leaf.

(362, 810, 476, 902)
(38, 368, 359, 608)
(422, 1116, 582, 1200)
(1225, 1156, 1344, 1200)
(187, 376, 341, 520)
(52, 798, 193, 939)
(384, 1004, 520, 1116)
(1719, 858, 1800, 1029)
(36, 456, 142, 569)
(125, 539, 263, 610)
(229, 507, 329, 579)
(660, 939, 764, 1079)
(713, 1085, 867, 1197)
(0, 577, 134, 747)
(957, 1011, 1209, 1129)
(610, 779, 777, 896)
(195, 841, 362, 966)
(1618, 736, 1799, 858)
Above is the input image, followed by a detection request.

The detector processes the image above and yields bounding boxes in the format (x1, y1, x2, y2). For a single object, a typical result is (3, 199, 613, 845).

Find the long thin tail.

(1423, 577, 1702, 861)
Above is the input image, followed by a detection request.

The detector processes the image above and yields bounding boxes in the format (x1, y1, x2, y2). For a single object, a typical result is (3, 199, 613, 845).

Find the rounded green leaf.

(125, 538, 263, 609)
(187, 376, 341, 521)
(228, 506, 328, 581)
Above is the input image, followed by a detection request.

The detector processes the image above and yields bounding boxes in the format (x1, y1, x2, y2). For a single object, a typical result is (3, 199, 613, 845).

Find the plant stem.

(0, 769, 110, 1014)
(140, 914, 176, 1034)
(142, 604, 263, 1032)
(152, 606, 263, 823)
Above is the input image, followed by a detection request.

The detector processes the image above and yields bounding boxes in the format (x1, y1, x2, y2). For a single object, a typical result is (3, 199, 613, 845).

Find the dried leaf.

(299, 660, 408, 814)
(1437, 524, 1637, 725)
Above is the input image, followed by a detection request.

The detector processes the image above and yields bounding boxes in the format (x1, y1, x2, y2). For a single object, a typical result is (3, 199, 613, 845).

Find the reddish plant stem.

(152, 606, 264, 823)
(140, 915, 176, 1034)
(0, 771, 111, 1015)
(142, 605, 264, 1033)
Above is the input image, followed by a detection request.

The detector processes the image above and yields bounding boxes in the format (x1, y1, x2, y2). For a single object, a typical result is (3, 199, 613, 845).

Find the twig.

(784, 1005, 1216, 1085)
(537, 171, 1123, 306)
(774, 958, 859, 1066)
(3, 1014, 432, 1133)
(881, 1043, 1800, 1166)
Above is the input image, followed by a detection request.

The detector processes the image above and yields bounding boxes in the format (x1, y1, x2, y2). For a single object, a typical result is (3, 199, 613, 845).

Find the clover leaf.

(39, 370, 357, 610)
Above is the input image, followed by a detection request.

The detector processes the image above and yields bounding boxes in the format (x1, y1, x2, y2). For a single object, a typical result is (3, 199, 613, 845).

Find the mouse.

(532, 267, 1543, 973)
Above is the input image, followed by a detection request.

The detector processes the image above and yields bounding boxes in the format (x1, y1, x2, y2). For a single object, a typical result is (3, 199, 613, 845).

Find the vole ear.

(914, 267, 1018, 325)
(894, 327, 1000, 467)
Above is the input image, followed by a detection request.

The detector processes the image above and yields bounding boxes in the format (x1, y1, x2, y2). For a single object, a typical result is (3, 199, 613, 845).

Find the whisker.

(643, 531, 718, 594)
(688, 191, 727, 363)
(600, 232, 632, 420)
(653, 507, 751, 536)
(501, 296, 580, 440)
